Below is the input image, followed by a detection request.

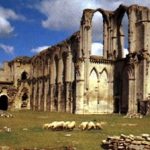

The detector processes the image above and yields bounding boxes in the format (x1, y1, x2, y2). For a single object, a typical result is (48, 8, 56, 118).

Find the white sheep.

(47, 121, 57, 129)
(63, 121, 71, 129)
(52, 121, 65, 130)
(43, 123, 50, 129)
(66, 121, 76, 130)
(79, 122, 88, 130)
(95, 122, 102, 130)
(87, 121, 96, 130)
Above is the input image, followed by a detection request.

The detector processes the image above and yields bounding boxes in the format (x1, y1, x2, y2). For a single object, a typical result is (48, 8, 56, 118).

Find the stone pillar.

(66, 82, 71, 113)
(80, 9, 93, 58)
(35, 82, 39, 111)
(142, 60, 147, 100)
(57, 83, 62, 112)
(50, 84, 55, 111)
(75, 80, 84, 114)
(118, 26, 124, 58)
(46, 80, 50, 111)
(30, 84, 33, 110)
(75, 61, 85, 114)
(108, 80, 114, 113)
(103, 20, 108, 58)
(44, 79, 48, 111)
(143, 22, 150, 51)
(128, 79, 137, 113)
(38, 81, 42, 111)
(128, 8, 137, 53)
(32, 83, 35, 111)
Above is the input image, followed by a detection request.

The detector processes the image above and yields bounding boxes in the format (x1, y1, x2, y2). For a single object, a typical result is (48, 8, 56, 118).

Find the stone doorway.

(0, 95, 8, 110)
(21, 93, 28, 108)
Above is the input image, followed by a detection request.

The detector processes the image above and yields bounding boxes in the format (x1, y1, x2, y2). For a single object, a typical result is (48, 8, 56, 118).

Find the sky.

(0, 0, 150, 67)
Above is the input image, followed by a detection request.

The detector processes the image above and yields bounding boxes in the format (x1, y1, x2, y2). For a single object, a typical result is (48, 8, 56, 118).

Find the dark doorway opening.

(0, 95, 8, 110)
(21, 93, 28, 108)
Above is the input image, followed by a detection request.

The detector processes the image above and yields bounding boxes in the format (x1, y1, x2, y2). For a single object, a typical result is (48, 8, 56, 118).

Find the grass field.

(0, 110, 150, 150)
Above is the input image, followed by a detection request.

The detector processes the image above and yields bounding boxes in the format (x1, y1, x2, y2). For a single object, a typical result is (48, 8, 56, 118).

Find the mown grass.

(0, 110, 150, 150)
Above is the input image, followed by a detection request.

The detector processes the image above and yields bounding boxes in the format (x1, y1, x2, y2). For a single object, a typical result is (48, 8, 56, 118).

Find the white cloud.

(36, 0, 101, 31)
(91, 42, 129, 57)
(123, 48, 129, 57)
(36, 0, 150, 44)
(0, 6, 25, 37)
(0, 44, 14, 54)
(31, 45, 50, 53)
(91, 42, 103, 56)
(37, 0, 150, 31)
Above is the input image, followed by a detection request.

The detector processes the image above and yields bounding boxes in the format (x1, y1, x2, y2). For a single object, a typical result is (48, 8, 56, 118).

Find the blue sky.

(0, 0, 150, 66)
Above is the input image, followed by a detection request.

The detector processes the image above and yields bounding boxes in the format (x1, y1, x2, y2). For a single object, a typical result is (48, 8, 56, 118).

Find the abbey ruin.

(0, 4, 150, 115)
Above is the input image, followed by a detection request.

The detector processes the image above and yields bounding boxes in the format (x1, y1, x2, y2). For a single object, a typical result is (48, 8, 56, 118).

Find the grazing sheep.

(95, 122, 102, 130)
(79, 122, 88, 130)
(43, 123, 50, 129)
(63, 121, 71, 129)
(47, 121, 58, 129)
(87, 121, 96, 130)
(52, 121, 65, 130)
(67, 121, 76, 130)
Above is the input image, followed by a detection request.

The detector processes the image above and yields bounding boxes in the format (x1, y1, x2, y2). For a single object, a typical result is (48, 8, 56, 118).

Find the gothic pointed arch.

(88, 67, 99, 113)
(90, 67, 99, 80)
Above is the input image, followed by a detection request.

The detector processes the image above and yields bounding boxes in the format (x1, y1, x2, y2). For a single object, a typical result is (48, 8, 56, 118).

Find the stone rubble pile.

(123, 113, 143, 119)
(101, 134, 150, 150)
(0, 111, 13, 118)
(0, 126, 12, 133)
(3, 126, 11, 133)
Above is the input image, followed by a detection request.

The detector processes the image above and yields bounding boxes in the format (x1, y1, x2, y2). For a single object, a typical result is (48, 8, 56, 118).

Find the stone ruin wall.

(0, 4, 150, 114)
(29, 33, 79, 113)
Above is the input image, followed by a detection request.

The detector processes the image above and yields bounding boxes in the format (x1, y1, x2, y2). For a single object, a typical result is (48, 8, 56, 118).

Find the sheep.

(66, 121, 76, 130)
(43, 123, 50, 129)
(63, 121, 71, 129)
(52, 121, 65, 130)
(79, 122, 88, 130)
(87, 121, 96, 130)
(47, 121, 55, 129)
(95, 122, 102, 130)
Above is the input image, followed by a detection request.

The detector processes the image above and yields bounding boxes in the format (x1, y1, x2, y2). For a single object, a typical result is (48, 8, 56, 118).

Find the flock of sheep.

(43, 121, 102, 131)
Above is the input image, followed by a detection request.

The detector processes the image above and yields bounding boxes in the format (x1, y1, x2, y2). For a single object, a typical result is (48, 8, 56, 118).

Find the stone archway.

(21, 93, 28, 108)
(0, 95, 8, 110)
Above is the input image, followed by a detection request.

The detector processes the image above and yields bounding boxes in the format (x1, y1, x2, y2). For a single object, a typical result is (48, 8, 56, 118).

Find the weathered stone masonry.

(1, 4, 150, 114)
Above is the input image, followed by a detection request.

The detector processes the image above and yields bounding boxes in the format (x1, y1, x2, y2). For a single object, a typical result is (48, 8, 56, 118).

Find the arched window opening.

(121, 13, 129, 58)
(0, 95, 8, 110)
(91, 12, 103, 56)
(21, 93, 28, 108)
(21, 71, 28, 80)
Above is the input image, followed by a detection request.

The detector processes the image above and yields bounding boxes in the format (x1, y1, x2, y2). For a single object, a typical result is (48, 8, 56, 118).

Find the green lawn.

(0, 110, 150, 150)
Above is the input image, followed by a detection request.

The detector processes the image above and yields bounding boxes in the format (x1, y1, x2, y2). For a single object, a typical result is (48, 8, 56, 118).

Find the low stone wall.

(101, 134, 150, 150)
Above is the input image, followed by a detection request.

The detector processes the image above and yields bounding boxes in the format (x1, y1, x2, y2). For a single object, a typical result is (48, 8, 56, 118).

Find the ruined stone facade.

(1, 4, 150, 114)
